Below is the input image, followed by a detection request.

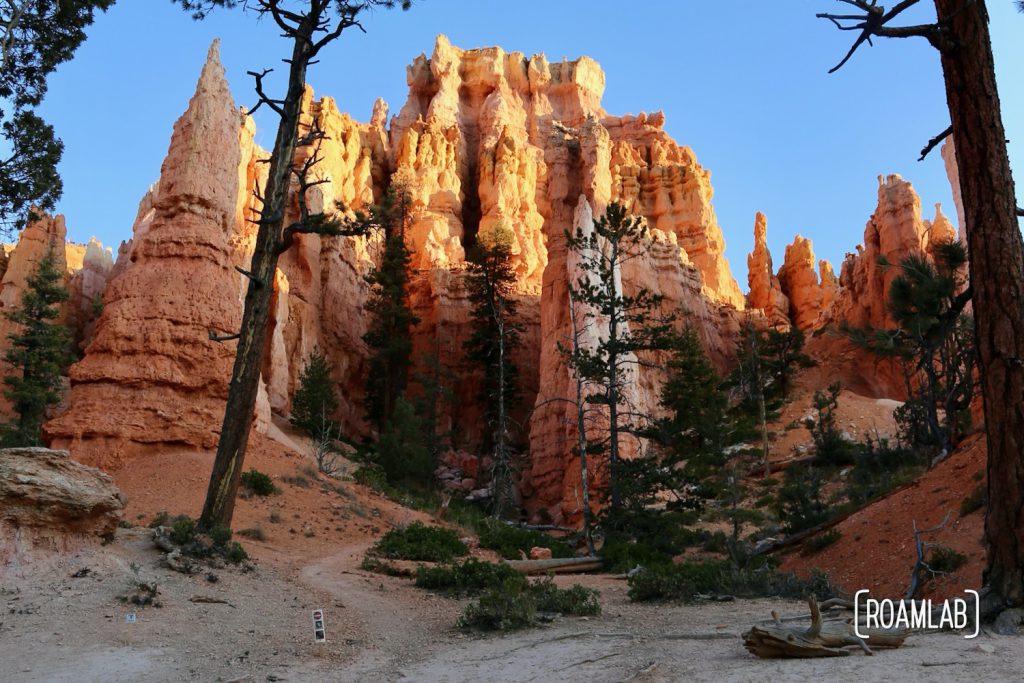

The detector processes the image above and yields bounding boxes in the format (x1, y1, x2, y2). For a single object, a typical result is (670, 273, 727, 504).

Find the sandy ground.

(1, 527, 1020, 683)
(0, 394, 1004, 682)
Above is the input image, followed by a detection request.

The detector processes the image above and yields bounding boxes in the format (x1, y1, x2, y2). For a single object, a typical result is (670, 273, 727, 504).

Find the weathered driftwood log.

(504, 556, 604, 575)
(743, 595, 908, 658)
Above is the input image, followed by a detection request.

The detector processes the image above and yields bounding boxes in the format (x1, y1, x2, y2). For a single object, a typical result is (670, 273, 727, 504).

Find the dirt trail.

(2, 528, 1022, 682)
(297, 540, 456, 681)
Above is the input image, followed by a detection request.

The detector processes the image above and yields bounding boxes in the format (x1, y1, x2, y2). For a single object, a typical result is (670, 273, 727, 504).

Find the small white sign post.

(312, 608, 326, 643)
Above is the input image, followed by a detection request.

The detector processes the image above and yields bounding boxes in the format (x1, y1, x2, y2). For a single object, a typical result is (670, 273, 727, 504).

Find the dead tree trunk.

(199, 27, 314, 531)
(197, 0, 409, 530)
(933, 0, 1024, 611)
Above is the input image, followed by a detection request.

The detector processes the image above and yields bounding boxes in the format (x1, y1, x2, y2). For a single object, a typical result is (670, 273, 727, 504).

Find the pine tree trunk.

(934, 0, 1024, 609)
(198, 30, 314, 531)
(607, 240, 622, 512)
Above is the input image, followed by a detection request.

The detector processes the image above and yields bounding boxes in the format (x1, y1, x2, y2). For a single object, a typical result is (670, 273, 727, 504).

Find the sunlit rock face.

(39, 36, 964, 522)
(45, 41, 245, 469)
(746, 211, 789, 325)
(811, 175, 961, 397)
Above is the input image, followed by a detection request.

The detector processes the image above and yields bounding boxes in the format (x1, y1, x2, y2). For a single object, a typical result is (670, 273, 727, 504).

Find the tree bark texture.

(933, 0, 1024, 608)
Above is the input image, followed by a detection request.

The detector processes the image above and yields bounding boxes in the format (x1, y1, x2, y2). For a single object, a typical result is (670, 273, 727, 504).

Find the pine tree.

(762, 325, 813, 400)
(177, 1, 413, 531)
(730, 320, 772, 473)
(363, 182, 419, 433)
(0, 1, 114, 233)
(565, 202, 674, 513)
(658, 326, 728, 467)
(845, 241, 974, 457)
(376, 396, 433, 488)
(289, 349, 339, 443)
(2, 248, 70, 445)
(464, 223, 523, 517)
(611, 328, 728, 550)
(412, 346, 456, 461)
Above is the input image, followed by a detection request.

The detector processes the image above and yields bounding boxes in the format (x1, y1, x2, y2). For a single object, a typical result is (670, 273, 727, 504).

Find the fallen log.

(753, 478, 922, 557)
(746, 454, 817, 478)
(743, 595, 908, 658)
(503, 556, 604, 575)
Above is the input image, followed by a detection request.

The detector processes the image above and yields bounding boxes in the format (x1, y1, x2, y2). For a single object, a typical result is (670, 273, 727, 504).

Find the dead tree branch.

(817, 0, 945, 73)
(919, 124, 953, 161)
(246, 68, 285, 116)
(905, 511, 953, 599)
(208, 330, 240, 343)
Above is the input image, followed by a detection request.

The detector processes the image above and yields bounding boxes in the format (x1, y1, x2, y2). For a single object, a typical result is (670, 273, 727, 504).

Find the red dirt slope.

(781, 433, 987, 601)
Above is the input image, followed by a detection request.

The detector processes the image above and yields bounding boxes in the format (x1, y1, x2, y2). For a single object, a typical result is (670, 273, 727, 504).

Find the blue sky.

(39, 1, 1024, 288)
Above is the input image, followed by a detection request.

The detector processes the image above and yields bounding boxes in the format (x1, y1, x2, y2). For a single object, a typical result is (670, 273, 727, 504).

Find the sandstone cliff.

(811, 175, 959, 396)
(32, 36, 965, 524)
(0, 214, 114, 361)
(45, 41, 244, 469)
(746, 211, 789, 324)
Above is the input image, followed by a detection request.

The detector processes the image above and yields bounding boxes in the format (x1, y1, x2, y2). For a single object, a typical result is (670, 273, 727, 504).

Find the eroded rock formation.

(45, 41, 244, 469)
(778, 235, 823, 331)
(0, 214, 114, 362)
(746, 212, 789, 323)
(31, 36, 965, 524)
(812, 175, 958, 396)
(0, 447, 125, 575)
(941, 137, 966, 244)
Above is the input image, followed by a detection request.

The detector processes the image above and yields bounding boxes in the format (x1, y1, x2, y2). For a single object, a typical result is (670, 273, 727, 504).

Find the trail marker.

(312, 608, 326, 643)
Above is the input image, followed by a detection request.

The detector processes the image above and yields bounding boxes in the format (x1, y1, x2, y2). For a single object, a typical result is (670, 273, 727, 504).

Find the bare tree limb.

(919, 125, 953, 161)
(246, 68, 285, 116)
(817, 0, 945, 73)
(208, 330, 240, 343)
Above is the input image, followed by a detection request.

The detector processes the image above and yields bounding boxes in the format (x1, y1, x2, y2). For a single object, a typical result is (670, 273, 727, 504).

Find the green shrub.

(457, 576, 601, 631)
(810, 383, 858, 466)
(626, 559, 834, 603)
(459, 578, 537, 631)
(225, 541, 248, 564)
(626, 560, 728, 602)
(148, 511, 171, 529)
(371, 522, 468, 562)
(415, 558, 522, 595)
(599, 539, 675, 573)
(929, 545, 968, 573)
(801, 529, 842, 555)
(169, 515, 198, 546)
(530, 577, 601, 616)
(960, 482, 987, 517)
(844, 439, 923, 505)
(208, 525, 233, 548)
(775, 465, 833, 534)
(158, 515, 248, 565)
(241, 468, 277, 496)
(238, 527, 266, 541)
(476, 519, 574, 560)
(354, 463, 390, 492)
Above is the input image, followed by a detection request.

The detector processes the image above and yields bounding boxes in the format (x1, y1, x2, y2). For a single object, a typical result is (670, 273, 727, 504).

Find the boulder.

(0, 448, 125, 539)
